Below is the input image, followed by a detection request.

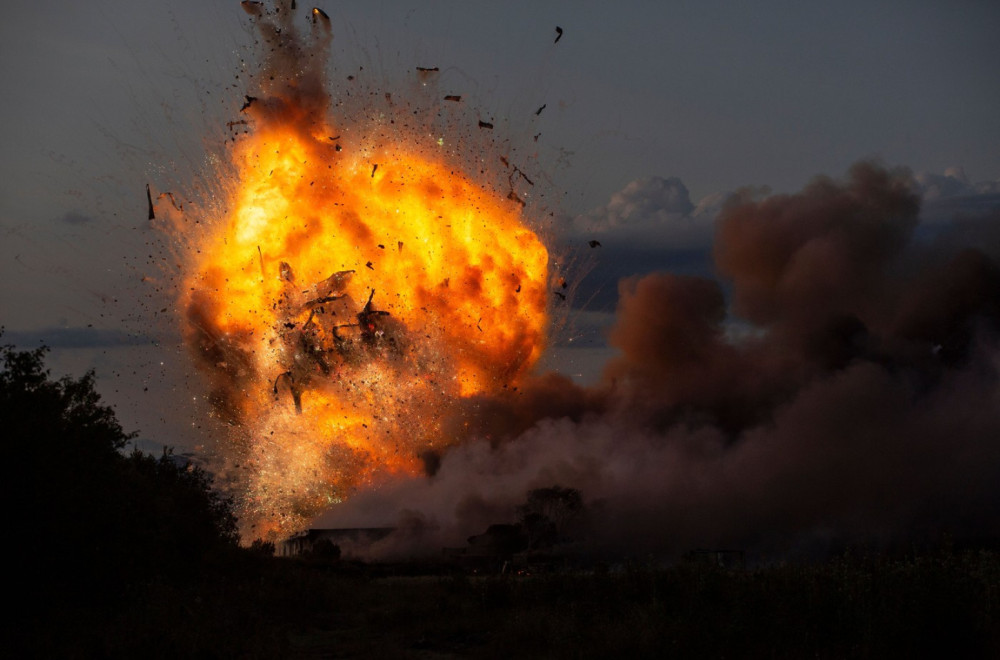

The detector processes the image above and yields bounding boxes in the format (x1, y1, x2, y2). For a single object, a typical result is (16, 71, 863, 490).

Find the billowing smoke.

(318, 161, 1000, 560)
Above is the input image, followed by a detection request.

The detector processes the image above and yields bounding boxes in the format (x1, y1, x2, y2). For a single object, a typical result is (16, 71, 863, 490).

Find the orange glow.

(178, 10, 549, 539)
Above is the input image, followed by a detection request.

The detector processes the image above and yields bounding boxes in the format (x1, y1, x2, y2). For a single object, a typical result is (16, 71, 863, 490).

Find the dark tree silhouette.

(2, 340, 238, 614)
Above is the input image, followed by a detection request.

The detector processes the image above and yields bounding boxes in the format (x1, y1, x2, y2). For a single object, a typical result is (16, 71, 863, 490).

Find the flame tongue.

(181, 8, 549, 538)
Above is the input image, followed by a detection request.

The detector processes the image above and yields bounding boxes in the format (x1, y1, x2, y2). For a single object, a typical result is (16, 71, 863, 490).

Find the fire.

(176, 5, 550, 539)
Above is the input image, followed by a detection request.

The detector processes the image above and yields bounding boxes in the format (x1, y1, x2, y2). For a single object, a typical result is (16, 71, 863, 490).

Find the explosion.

(176, 4, 549, 539)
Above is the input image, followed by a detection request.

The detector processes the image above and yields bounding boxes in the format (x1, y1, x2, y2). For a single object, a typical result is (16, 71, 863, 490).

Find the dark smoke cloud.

(316, 161, 1000, 560)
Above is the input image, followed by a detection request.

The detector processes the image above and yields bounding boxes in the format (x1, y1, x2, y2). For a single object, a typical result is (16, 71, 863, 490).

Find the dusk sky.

(3, 1, 1000, 550)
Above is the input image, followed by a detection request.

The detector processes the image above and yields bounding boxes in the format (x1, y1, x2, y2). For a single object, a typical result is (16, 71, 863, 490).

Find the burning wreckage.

(271, 266, 403, 414)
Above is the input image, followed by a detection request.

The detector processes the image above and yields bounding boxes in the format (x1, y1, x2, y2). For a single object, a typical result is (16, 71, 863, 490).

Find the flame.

(177, 5, 549, 539)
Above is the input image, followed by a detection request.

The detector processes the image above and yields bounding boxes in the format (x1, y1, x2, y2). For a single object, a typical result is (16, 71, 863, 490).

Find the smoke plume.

(319, 161, 1000, 560)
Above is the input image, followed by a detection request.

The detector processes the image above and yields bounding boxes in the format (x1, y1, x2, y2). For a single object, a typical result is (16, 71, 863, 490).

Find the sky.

(3, 0, 1000, 553)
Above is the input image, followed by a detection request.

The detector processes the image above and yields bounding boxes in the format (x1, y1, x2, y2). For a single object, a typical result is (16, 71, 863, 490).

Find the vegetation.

(6, 341, 1000, 658)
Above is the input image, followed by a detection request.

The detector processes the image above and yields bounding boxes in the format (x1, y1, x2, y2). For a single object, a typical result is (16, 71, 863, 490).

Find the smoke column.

(320, 162, 1000, 560)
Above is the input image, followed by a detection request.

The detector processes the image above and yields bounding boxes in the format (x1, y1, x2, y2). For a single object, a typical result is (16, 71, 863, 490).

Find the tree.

(1, 340, 238, 609)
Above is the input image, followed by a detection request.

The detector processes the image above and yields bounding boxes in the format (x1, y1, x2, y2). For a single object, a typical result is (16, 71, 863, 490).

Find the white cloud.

(914, 167, 1000, 201)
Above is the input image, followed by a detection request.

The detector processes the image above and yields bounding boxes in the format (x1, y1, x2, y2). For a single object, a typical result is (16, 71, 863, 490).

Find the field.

(23, 547, 1000, 659)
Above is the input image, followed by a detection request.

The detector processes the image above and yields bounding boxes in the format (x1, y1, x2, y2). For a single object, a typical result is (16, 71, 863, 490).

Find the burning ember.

(173, 4, 550, 539)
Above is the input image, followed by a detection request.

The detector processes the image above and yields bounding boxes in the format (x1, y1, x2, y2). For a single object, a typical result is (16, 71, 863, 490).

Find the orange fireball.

(179, 5, 550, 539)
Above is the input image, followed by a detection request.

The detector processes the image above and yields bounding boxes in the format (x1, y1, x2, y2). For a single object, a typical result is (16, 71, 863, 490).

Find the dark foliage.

(3, 341, 239, 653)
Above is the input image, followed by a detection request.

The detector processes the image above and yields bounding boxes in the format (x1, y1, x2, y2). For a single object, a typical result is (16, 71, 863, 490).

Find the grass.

(19, 548, 1000, 658)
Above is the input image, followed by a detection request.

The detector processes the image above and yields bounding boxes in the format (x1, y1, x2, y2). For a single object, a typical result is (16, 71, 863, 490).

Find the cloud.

(553, 175, 727, 312)
(568, 176, 721, 251)
(914, 166, 1000, 201)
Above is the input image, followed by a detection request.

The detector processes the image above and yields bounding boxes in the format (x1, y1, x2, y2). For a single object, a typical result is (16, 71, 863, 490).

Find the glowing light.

(176, 8, 550, 540)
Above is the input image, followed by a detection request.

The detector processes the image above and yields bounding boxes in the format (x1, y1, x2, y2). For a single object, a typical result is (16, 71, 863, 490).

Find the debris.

(444, 95, 462, 102)
(272, 371, 302, 414)
(377, 244, 385, 249)
(313, 270, 354, 296)
(279, 261, 295, 283)
(588, 240, 602, 248)
(303, 293, 345, 308)
(311, 7, 330, 23)
(507, 190, 525, 206)
(365, 261, 374, 270)
(227, 119, 249, 129)
(515, 284, 521, 293)
(554, 26, 563, 43)
(156, 192, 182, 211)
(535, 104, 546, 116)
(416, 66, 439, 81)
(328, 135, 341, 140)
(146, 184, 155, 220)
(512, 166, 534, 186)
(398, 241, 404, 252)
(240, 1, 263, 15)
(558, 277, 568, 289)
(257, 245, 264, 277)
(371, 163, 378, 177)
(240, 95, 257, 112)
(478, 120, 494, 130)
(554, 291, 566, 300)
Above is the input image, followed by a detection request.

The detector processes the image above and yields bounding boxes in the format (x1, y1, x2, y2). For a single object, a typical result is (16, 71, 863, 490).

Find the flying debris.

(240, 95, 257, 112)
(365, 261, 374, 270)
(444, 95, 462, 102)
(588, 240, 602, 248)
(416, 66, 439, 80)
(535, 104, 546, 116)
(478, 120, 494, 130)
(146, 184, 155, 220)
(240, 0, 263, 15)
(156, 192, 182, 211)
(558, 277, 568, 289)
(273, 371, 302, 414)
(554, 291, 566, 300)
(357, 290, 392, 344)
(311, 7, 330, 23)
(371, 164, 378, 177)
(554, 26, 563, 43)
